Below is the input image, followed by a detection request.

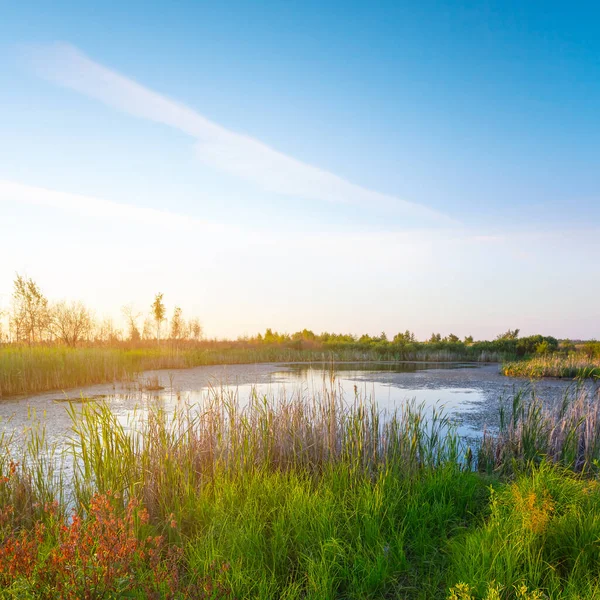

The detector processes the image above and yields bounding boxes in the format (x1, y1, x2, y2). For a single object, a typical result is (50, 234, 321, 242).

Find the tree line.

(0, 274, 574, 358)
(240, 326, 561, 357)
(0, 274, 203, 346)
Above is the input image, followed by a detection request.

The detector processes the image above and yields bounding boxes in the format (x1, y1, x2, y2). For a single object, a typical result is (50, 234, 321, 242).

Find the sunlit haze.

(1, 2, 599, 340)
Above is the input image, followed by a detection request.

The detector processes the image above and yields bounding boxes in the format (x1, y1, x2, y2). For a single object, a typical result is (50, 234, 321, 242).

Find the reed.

(478, 383, 600, 475)
(502, 354, 600, 379)
(65, 385, 465, 520)
(2, 384, 600, 597)
(0, 344, 499, 398)
(0, 346, 140, 397)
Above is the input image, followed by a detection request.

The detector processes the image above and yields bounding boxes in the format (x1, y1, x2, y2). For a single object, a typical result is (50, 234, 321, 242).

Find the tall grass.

(3, 384, 600, 597)
(0, 346, 139, 397)
(449, 465, 600, 599)
(502, 354, 600, 379)
(478, 384, 600, 475)
(0, 344, 500, 398)
(65, 386, 464, 517)
(0, 346, 310, 397)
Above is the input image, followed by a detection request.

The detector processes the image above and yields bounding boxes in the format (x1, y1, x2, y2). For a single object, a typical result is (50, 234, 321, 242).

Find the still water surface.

(0, 362, 592, 449)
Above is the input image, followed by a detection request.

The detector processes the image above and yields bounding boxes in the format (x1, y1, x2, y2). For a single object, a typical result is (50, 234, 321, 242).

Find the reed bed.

(0, 346, 139, 397)
(2, 385, 600, 597)
(502, 354, 600, 379)
(0, 344, 499, 398)
(0, 346, 318, 397)
(478, 384, 600, 475)
(65, 388, 463, 516)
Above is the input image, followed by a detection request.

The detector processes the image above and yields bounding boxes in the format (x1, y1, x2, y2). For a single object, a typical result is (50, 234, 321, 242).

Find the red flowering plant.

(0, 487, 233, 599)
(0, 459, 55, 589)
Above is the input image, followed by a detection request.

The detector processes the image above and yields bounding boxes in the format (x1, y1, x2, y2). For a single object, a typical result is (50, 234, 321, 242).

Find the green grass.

(502, 354, 600, 379)
(2, 384, 600, 598)
(449, 465, 600, 599)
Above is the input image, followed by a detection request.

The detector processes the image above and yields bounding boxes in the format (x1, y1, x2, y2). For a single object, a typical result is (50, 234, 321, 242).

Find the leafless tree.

(170, 306, 184, 342)
(10, 274, 50, 344)
(189, 318, 203, 341)
(141, 317, 155, 341)
(50, 300, 94, 347)
(96, 317, 122, 344)
(0, 307, 6, 343)
(122, 304, 142, 342)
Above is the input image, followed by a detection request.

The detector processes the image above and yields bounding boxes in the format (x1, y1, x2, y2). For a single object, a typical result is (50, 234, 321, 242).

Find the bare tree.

(10, 274, 50, 344)
(141, 317, 154, 341)
(50, 300, 94, 347)
(189, 318, 203, 342)
(151, 293, 166, 344)
(96, 317, 122, 344)
(170, 306, 184, 342)
(0, 307, 6, 343)
(122, 304, 141, 342)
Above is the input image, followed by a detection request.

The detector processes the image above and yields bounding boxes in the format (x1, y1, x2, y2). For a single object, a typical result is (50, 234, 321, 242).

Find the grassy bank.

(2, 384, 600, 598)
(1, 331, 567, 397)
(0, 344, 501, 398)
(502, 354, 600, 379)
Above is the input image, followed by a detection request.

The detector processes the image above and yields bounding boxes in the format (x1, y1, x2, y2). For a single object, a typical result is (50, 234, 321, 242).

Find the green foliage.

(393, 330, 416, 343)
(582, 340, 600, 359)
(497, 328, 520, 341)
(151, 292, 166, 342)
(2, 385, 600, 597)
(449, 465, 600, 598)
(0, 332, 570, 398)
(0, 390, 485, 599)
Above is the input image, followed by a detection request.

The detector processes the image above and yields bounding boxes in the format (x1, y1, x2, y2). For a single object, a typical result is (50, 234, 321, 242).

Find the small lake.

(0, 362, 595, 449)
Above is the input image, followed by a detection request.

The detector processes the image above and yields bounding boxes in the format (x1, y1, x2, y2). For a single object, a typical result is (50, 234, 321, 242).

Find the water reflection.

(0, 362, 593, 451)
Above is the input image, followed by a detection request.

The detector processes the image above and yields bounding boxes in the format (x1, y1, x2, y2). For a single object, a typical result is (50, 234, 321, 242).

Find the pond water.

(0, 361, 595, 450)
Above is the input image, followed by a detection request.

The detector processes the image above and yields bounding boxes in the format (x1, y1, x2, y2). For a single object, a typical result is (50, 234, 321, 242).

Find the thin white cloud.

(0, 178, 436, 245)
(25, 42, 451, 223)
(470, 234, 506, 243)
(0, 179, 228, 233)
(5, 178, 590, 255)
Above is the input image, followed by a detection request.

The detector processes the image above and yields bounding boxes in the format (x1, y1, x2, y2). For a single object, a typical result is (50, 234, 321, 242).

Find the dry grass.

(0, 343, 501, 398)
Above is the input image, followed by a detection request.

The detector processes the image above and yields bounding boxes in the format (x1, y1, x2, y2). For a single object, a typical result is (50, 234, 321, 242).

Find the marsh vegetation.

(1, 381, 600, 598)
(2, 275, 600, 598)
(502, 349, 600, 379)
(1, 273, 587, 398)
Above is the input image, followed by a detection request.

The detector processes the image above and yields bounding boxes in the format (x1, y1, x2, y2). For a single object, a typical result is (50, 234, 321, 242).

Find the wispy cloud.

(0, 178, 446, 255)
(25, 42, 451, 223)
(0, 179, 228, 233)
(5, 177, 587, 255)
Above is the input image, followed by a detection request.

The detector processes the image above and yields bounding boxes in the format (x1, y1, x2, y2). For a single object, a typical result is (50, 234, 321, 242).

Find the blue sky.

(1, 1, 598, 339)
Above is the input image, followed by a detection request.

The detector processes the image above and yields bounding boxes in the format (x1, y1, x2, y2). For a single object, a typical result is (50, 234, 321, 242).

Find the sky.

(0, 1, 599, 340)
